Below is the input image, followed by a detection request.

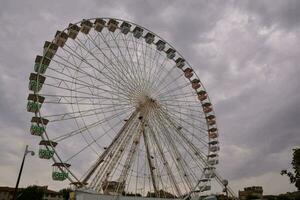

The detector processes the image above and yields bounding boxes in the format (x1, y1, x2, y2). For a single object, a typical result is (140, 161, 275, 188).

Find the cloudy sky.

(0, 0, 299, 196)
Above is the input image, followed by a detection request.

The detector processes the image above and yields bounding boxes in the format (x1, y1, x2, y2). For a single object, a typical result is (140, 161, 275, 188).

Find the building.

(0, 187, 14, 200)
(239, 186, 263, 200)
(0, 186, 63, 200)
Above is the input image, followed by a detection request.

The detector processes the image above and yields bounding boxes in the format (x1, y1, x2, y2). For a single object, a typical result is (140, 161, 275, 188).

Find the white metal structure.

(27, 18, 233, 198)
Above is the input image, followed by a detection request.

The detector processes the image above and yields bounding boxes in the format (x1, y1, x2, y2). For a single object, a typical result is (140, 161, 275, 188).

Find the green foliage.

(245, 194, 259, 200)
(17, 185, 44, 200)
(59, 188, 72, 200)
(281, 148, 300, 191)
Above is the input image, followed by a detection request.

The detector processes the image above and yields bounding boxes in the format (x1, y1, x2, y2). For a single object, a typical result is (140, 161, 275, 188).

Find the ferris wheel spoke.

(159, 91, 197, 101)
(50, 54, 133, 99)
(156, 109, 208, 164)
(62, 39, 135, 97)
(154, 73, 188, 99)
(62, 42, 135, 97)
(129, 33, 152, 91)
(158, 106, 208, 135)
(48, 104, 132, 123)
(52, 107, 133, 142)
(161, 102, 204, 117)
(148, 56, 169, 93)
(89, 31, 139, 92)
(127, 33, 150, 90)
(160, 105, 206, 124)
(42, 85, 130, 105)
(120, 33, 147, 89)
(44, 72, 123, 98)
(88, 32, 136, 85)
(151, 62, 179, 94)
(157, 107, 209, 149)
(108, 31, 145, 89)
(146, 46, 169, 90)
(145, 44, 160, 90)
(43, 103, 128, 119)
(41, 94, 129, 103)
(139, 36, 152, 91)
(65, 116, 127, 162)
(161, 104, 205, 117)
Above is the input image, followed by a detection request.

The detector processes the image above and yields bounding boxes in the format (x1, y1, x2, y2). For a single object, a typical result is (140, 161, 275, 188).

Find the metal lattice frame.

(28, 17, 230, 198)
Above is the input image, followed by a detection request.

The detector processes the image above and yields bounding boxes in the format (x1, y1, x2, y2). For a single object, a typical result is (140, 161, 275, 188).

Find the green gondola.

(30, 117, 48, 136)
(28, 73, 46, 92)
(52, 171, 69, 181)
(39, 140, 57, 159)
(52, 163, 71, 181)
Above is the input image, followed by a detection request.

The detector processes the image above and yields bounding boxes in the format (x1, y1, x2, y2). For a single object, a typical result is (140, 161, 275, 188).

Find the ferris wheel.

(27, 18, 230, 198)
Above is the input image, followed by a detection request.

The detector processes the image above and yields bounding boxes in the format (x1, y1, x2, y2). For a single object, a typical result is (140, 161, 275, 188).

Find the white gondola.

(34, 55, 51, 74)
(207, 153, 218, 158)
(207, 158, 219, 165)
(175, 58, 185, 69)
(156, 40, 166, 51)
(43, 41, 58, 59)
(203, 102, 213, 113)
(208, 140, 219, 145)
(204, 166, 215, 171)
(132, 26, 143, 38)
(120, 21, 131, 34)
(145, 32, 155, 44)
(199, 178, 209, 182)
(206, 115, 216, 126)
(54, 31, 68, 47)
(67, 23, 80, 39)
(191, 79, 201, 90)
(204, 171, 216, 178)
(107, 19, 119, 32)
(94, 18, 106, 32)
(166, 48, 176, 59)
(209, 145, 220, 152)
(184, 68, 193, 79)
(209, 129, 218, 139)
(80, 20, 93, 34)
(199, 185, 211, 192)
(197, 90, 207, 101)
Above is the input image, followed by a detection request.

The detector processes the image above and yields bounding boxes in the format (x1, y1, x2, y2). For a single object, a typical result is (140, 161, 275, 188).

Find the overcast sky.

(0, 0, 299, 196)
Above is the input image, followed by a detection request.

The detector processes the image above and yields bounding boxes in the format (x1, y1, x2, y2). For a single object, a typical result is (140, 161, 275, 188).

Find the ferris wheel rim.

(30, 17, 220, 195)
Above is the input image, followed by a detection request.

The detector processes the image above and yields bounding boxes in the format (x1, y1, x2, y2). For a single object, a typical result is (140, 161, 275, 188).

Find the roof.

(0, 186, 61, 195)
(0, 186, 15, 192)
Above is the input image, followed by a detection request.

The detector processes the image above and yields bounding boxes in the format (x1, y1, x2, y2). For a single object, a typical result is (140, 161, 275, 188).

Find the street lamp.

(12, 145, 35, 200)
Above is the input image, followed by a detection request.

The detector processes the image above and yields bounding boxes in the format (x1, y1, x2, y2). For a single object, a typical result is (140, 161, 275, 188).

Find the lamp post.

(12, 145, 35, 200)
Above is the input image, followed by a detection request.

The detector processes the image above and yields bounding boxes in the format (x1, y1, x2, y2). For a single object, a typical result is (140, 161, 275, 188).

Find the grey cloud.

(235, 0, 300, 30)
(0, 0, 299, 195)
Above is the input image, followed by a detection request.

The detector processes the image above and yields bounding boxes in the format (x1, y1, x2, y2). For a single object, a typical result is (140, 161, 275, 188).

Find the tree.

(17, 185, 44, 200)
(281, 148, 300, 191)
(59, 188, 73, 200)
